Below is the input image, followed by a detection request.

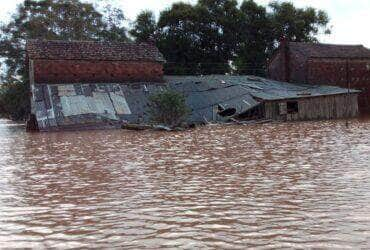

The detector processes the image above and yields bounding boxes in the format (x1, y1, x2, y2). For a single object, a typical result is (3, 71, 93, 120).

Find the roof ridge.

(289, 41, 365, 47)
(27, 39, 153, 47)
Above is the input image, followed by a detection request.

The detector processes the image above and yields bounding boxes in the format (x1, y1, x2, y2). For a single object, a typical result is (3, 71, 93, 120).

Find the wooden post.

(26, 59, 39, 132)
(346, 59, 350, 128)
(29, 59, 35, 114)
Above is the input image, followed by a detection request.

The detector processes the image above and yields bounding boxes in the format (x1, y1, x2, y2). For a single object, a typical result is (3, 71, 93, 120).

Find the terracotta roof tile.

(26, 39, 165, 62)
(289, 42, 370, 59)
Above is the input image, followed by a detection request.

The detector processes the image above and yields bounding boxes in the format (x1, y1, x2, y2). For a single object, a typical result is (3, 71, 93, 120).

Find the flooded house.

(26, 40, 360, 132)
(26, 39, 166, 131)
(268, 41, 370, 111)
(168, 75, 359, 122)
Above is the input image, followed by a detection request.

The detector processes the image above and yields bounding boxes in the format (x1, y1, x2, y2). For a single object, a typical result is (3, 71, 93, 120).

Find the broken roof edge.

(164, 75, 361, 100)
(250, 91, 361, 102)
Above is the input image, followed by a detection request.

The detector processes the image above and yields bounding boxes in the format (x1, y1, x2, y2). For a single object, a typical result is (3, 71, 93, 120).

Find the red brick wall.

(289, 51, 308, 84)
(33, 59, 164, 84)
(268, 45, 307, 83)
(307, 58, 370, 110)
(268, 48, 287, 82)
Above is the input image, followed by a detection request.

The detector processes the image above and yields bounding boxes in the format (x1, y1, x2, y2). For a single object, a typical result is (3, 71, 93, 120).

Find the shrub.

(0, 83, 30, 121)
(148, 89, 190, 128)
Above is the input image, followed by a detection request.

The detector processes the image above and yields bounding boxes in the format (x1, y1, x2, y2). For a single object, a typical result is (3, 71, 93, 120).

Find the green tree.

(131, 0, 330, 75)
(195, 0, 244, 74)
(148, 89, 189, 128)
(269, 1, 330, 43)
(156, 3, 201, 75)
(234, 0, 273, 75)
(155, 0, 243, 75)
(0, 83, 29, 120)
(130, 10, 157, 43)
(0, 0, 128, 120)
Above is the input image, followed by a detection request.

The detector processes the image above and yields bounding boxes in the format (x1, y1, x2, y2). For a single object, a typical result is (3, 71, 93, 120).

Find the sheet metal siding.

(33, 83, 164, 131)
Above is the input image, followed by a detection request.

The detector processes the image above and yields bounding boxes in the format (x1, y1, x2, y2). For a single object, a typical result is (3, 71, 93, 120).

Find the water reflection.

(1, 118, 370, 248)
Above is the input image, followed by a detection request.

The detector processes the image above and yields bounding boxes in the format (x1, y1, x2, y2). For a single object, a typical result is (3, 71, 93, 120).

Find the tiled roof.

(289, 42, 370, 59)
(26, 39, 165, 62)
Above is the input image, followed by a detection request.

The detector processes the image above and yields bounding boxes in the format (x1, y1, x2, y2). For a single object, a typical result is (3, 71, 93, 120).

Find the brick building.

(26, 39, 165, 84)
(268, 41, 370, 111)
(26, 39, 165, 131)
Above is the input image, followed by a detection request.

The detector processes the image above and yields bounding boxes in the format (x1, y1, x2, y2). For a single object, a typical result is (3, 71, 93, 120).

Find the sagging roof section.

(289, 42, 370, 59)
(26, 39, 166, 62)
(168, 76, 260, 122)
(166, 75, 360, 101)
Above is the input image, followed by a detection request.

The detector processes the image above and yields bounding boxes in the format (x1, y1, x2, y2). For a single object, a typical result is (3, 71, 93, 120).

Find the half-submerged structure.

(268, 41, 370, 111)
(168, 75, 359, 122)
(26, 40, 360, 132)
(26, 39, 166, 131)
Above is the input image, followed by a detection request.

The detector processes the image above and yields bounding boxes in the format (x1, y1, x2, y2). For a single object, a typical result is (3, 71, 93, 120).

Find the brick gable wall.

(33, 59, 164, 84)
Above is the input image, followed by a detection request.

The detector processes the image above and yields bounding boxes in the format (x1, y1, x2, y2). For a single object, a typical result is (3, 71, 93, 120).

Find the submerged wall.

(32, 83, 164, 131)
(30, 76, 361, 132)
(264, 94, 359, 121)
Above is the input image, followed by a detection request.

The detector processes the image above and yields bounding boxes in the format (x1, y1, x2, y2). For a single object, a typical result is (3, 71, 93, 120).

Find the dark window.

(287, 101, 298, 114)
(218, 108, 236, 117)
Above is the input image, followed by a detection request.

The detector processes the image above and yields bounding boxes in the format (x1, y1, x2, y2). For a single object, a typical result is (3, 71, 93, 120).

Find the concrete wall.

(33, 59, 164, 84)
(264, 94, 359, 121)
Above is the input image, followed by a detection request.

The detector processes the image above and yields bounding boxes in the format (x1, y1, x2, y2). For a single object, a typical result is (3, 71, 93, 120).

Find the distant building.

(268, 41, 370, 111)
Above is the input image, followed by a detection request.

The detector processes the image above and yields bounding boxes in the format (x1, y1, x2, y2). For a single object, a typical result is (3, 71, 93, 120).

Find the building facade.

(268, 41, 370, 111)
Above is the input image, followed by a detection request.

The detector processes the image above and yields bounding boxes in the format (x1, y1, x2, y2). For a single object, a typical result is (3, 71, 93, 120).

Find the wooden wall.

(264, 94, 359, 121)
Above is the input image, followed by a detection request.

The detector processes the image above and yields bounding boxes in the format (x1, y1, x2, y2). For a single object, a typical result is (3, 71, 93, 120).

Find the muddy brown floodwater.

(1, 118, 370, 249)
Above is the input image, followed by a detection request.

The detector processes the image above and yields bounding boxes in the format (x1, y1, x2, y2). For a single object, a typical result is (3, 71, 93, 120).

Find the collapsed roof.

(166, 75, 359, 122)
(166, 75, 359, 100)
(30, 75, 360, 131)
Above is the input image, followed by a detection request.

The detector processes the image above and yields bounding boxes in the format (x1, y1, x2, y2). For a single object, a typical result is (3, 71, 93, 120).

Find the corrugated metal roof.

(32, 75, 360, 130)
(168, 76, 260, 122)
(165, 75, 360, 101)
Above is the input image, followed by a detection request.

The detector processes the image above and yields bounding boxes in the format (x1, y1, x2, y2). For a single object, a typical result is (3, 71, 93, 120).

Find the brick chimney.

(279, 37, 291, 82)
